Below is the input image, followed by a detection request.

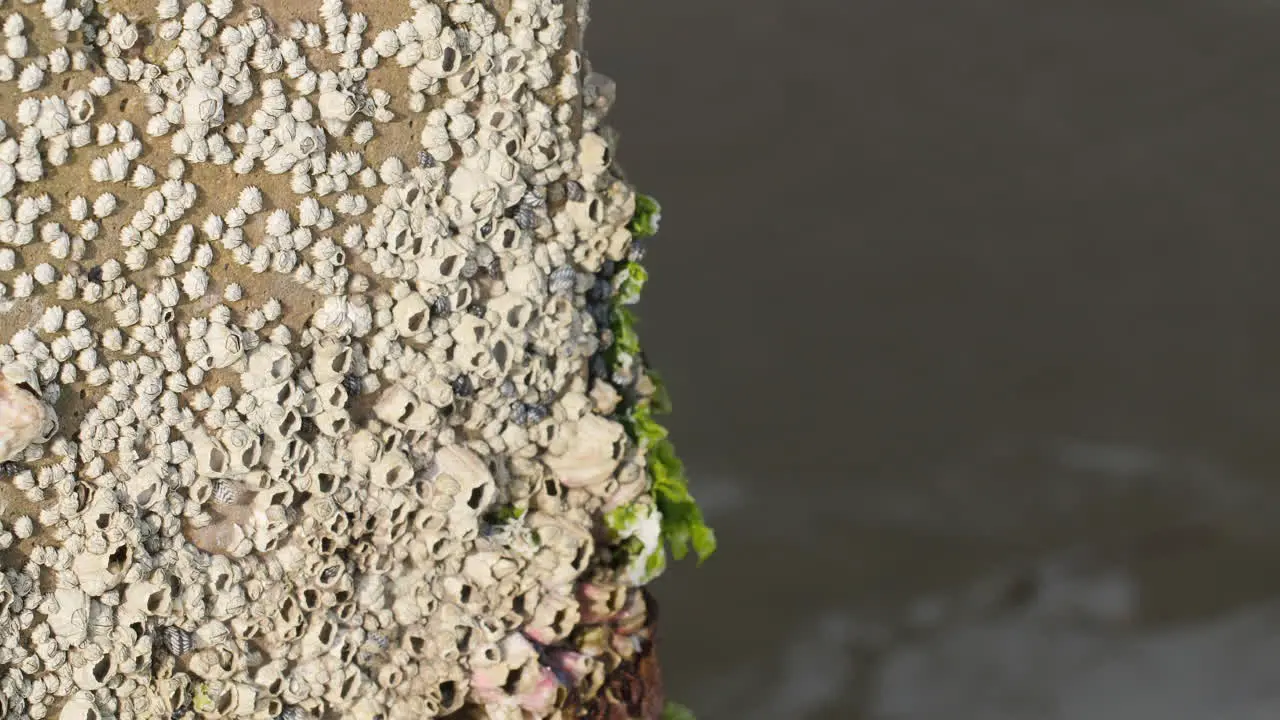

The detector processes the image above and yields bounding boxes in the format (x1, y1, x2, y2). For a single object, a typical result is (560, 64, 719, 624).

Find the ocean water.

(588, 0, 1280, 717)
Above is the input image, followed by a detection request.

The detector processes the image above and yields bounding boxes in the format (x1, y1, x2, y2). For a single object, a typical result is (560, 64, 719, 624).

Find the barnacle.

(0, 0, 700, 717)
(0, 371, 51, 462)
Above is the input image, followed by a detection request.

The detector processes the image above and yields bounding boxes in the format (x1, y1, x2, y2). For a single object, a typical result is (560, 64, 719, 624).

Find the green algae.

(606, 194, 716, 571)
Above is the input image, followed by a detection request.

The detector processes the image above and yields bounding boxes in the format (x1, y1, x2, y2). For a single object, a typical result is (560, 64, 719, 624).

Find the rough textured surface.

(0, 0, 680, 717)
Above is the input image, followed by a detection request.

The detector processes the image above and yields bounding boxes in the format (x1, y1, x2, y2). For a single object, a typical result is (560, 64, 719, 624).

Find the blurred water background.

(588, 1, 1280, 717)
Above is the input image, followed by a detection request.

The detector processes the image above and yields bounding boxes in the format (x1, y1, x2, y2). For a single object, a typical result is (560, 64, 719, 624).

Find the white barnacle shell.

(92, 193, 116, 218)
(415, 236, 467, 285)
(264, 208, 292, 237)
(311, 338, 353, 383)
(58, 691, 102, 720)
(202, 213, 224, 239)
(351, 120, 374, 145)
(392, 293, 431, 337)
(487, 294, 534, 333)
(543, 415, 629, 489)
(316, 88, 357, 123)
(2, 13, 23, 38)
(123, 462, 167, 510)
(523, 590, 581, 645)
(369, 450, 413, 490)
(186, 427, 231, 477)
(17, 63, 42, 92)
(68, 195, 89, 221)
(181, 266, 209, 299)
(443, 166, 499, 226)
(36, 97, 70, 138)
(47, 586, 90, 646)
(373, 382, 435, 431)
(238, 186, 264, 215)
(242, 343, 294, 392)
(220, 429, 261, 474)
(73, 543, 133, 596)
(0, 163, 14, 198)
(311, 295, 373, 337)
(130, 163, 156, 188)
(0, 370, 53, 461)
(261, 297, 282, 322)
(579, 131, 613, 176)
(297, 196, 321, 227)
(202, 322, 245, 369)
(429, 444, 496, 518)
(372, 29, 400, 58)
(182, 83, 224, 133)
(39, 305, 65, 334)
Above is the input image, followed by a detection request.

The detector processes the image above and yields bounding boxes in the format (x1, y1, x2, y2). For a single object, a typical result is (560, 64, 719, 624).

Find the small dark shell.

(432, 296, 451, 316)
(566, 180, 585, 202)
(546, 182, 566, 205)
(509, 402, 529, 426)
(520, 189, 545, 209)
(588, 302, 611, 329)
(450, 375, 474, 398)
(499, 380, 516, 398)
(211, 480, 239, 505)
(548, 265, 576, 294)
(160, 625, 193, 656)
(342, 373, 362, 400)
(514, 206, 538, 231)
(524, 403, 548, 424)
(586, 277, 612, 303)
(589, 354, 609, 381)
(277, 706, 303, 720)
(416, 149, 435, 168)
(0, 461, 24, 478)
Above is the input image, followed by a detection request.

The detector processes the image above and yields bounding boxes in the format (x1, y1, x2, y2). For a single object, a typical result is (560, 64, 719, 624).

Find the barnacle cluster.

(0, 0, 709, 717)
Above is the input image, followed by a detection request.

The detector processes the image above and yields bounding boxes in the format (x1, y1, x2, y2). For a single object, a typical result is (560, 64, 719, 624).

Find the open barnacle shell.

(542, 415, 628, 489)
(311, 338, 354, 383)
(426, 444, 496, 517)
(47, 587, 91, 646)
(374, 382, 437, 431)
(242, 343, 295, 392)
(201, 321, 246, 370)
(72, 541, 133, 596)
(187, 427, 232, 477)
(59, 691, 103, 720)
(0, 371, 54, 462)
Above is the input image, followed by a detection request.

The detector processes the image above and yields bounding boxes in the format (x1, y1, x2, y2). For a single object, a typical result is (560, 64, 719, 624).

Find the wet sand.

(589, 1, 1280, 717)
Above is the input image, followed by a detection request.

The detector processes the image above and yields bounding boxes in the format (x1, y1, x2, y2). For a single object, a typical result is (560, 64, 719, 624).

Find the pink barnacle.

(576, 580, 628, 624)
(0, 376, 51, 462)
(515, 666, 562, 715)
(545, 649, 595, 684)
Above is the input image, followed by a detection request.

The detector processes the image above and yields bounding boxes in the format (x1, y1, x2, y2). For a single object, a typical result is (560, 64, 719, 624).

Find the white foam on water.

(870, 557, 1280, 720)
(742, 613, 859, 720)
